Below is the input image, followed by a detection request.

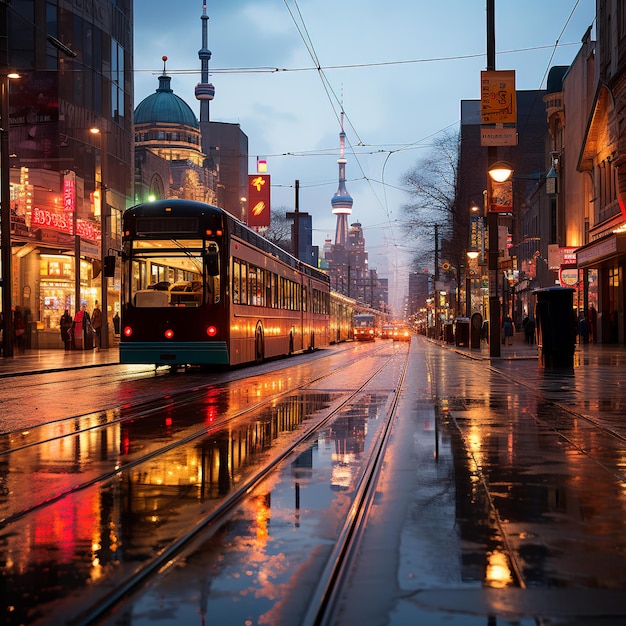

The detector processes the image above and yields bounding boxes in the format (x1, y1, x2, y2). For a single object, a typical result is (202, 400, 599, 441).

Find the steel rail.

(0, 343, 391, 529)
(69, 345, 404, 626)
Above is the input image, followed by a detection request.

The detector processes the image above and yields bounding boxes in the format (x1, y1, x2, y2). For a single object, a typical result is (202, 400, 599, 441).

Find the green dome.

(134, 74, 198, 128)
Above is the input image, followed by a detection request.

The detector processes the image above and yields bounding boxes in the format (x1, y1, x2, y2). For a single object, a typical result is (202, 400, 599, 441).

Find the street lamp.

(0, 0, 20, 357)
(488, 161, 515, 183)
(486, 160, 514, 356)
(90, 126, 109, 349)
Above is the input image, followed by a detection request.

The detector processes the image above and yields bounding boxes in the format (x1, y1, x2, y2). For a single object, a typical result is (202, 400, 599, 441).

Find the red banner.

(247, 174, 271, 227)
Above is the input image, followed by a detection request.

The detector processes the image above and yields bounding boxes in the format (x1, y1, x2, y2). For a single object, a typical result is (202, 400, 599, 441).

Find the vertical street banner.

(480, 70, 517, 146)
(489, 179, 513, 213)
(247, 174, 271, 227)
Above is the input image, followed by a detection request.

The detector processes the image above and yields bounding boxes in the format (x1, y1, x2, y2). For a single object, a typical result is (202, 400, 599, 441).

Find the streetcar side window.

(233, 259, 241, 304)
(240, 262, 247, 305)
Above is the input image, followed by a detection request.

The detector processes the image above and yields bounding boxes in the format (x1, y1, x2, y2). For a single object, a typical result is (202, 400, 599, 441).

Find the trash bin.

(455, 317, 470, 347)
(444, 322, 454, 344)
(470, 312, 483, 349)
(533, 287, 576, 367)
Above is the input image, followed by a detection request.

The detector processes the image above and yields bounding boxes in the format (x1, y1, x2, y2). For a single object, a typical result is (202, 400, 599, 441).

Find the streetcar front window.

(126, 238, 220, 308)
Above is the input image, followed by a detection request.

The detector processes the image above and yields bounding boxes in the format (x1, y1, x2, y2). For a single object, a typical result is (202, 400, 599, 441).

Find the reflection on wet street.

(0, 342, 404, 625)
(335, 338, 626, 625)
(2, 337, 626, 625)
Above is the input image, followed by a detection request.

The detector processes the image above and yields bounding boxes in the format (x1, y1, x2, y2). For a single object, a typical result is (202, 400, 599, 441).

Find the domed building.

(134, 58, 216, 204)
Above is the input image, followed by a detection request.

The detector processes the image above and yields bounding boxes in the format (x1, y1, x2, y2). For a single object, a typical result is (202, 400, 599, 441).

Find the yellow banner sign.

(481, 70, 517, 124)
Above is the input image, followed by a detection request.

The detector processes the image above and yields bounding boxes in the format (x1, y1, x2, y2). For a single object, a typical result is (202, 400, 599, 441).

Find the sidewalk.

(0, 346, 120, 377)
(452, 329, 540, 360)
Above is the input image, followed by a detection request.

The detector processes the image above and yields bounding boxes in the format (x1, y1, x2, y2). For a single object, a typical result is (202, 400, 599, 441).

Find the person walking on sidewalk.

(502, 314, 514, 346)
(91, 302, 103, 351)
(60, 309, 73, 351)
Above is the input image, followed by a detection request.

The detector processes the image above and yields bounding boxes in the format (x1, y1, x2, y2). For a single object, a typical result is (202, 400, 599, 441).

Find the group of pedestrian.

(577, 304, 598, 344)
(1, 307, 30, 356)
(59, 302, 103, 351)
(502, 312, 537, 346)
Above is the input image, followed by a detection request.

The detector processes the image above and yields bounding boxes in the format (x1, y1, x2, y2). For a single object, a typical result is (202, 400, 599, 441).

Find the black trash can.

(455, 317, 470, 347)
(533, 287, 576, 367)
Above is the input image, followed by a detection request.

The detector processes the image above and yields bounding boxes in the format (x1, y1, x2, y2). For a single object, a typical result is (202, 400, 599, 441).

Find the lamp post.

(0, 1, 19, 358)
(90, 126, 108, 349)
(484, 0, 517, 357)
(0, 70, 12, 357)
(486, 160, 514, 356)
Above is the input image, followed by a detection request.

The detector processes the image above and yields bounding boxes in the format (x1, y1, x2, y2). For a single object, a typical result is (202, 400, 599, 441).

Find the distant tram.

(119, 199, 332, 367)
(353, 313, 377, 341)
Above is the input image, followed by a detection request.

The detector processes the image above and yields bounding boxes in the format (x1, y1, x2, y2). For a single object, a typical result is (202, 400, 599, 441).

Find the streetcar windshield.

(127, 238, 220, 308)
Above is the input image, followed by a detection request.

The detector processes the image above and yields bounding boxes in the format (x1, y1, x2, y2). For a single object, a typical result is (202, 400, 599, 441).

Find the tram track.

(66, 345, 408, 626)
(0, 343, 392, 530)
(1, 341, 408, 626)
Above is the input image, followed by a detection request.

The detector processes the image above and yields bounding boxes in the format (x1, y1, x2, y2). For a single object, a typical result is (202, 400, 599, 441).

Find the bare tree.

(401, 130, 468, 287)
(260, 207, 293, 254)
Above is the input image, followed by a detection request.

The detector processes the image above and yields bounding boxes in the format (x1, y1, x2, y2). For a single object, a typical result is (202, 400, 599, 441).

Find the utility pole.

(486, 0, 501, 357)
(0, 0, 13, 357)
(434, 224, 440, 340)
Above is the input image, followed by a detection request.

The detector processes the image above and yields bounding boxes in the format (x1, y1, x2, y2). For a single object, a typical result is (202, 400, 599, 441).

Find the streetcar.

(353, 313, 377, 341)
(119, 199, 331, 366)
(330, 291, 356, 343)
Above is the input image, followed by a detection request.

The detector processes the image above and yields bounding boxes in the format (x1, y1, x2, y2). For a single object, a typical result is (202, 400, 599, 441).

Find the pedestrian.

(587, 304, 598, 342)
(91, 301, 103, 350)
(578, 311, 588, 344)
(72, 303, 92, 350)
(13, 307, 25, 353)
(112, 311, 120, 335)
(60, 309, 73, 351)
(502, 314, 513, 345)
(524, 315, 535, 345)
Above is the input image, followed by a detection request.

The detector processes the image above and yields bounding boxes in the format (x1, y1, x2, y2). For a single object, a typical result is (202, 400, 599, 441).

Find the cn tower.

(331, 111, 353, 247)
(195, 1, 215, 122)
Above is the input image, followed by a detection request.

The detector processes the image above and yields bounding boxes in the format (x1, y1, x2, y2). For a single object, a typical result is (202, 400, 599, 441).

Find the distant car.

(381, 324, 394, 339)
(392, 325, 411, 341)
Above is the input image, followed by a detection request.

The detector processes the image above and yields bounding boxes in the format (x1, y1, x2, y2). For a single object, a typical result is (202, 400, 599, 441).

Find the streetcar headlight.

(164, 329, 174, 339)
(206, 325, 217, 337)
(123, 326, 132, 337)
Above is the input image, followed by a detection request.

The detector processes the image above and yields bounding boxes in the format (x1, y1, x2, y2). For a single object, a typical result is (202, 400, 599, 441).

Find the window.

(233, 259, 241, 304)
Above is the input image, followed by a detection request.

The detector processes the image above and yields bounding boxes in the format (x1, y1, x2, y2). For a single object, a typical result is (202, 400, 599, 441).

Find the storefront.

(576, 229, 626, 344)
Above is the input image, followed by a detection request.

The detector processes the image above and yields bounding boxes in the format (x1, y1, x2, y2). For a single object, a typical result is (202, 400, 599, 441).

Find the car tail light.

(164, 328, 174, 339)
(123, 326, 132, 337)
(206, 325, 217, 337)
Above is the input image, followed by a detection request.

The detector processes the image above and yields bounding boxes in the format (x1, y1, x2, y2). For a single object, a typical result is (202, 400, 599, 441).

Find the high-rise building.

(3, 0, 133, 350)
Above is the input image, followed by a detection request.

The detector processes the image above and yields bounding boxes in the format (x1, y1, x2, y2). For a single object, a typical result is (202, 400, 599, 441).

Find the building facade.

(4, 0, 133, 349)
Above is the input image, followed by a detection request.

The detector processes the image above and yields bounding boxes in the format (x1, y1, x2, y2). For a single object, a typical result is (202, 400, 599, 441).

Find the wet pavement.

(2, 334, 626, 625)
(335, 334, 626, 626)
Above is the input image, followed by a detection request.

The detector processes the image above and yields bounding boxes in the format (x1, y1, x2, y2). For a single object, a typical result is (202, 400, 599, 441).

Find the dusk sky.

(133, 1, 596, 312)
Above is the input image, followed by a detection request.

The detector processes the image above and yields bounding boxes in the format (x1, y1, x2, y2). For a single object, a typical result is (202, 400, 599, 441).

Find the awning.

(576, 231, 626, 269)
